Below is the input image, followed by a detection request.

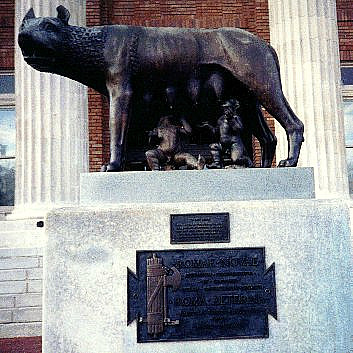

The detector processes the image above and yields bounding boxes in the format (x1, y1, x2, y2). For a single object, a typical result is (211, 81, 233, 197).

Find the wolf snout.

(18, 31, 31, 47)
(18, 32, 35, 57)
(18, 32, 54, 58)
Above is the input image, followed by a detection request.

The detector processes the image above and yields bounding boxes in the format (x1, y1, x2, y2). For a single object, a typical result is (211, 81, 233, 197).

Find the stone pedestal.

(12, 0, 88, 219)
(268, 0, 349, 198)
(80, 168, 315, 204)
(43, 170, 353, 353)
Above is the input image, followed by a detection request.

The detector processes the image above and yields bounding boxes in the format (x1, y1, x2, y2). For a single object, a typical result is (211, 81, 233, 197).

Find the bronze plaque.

(127, 248, 277, 342)
(170, 213, 230, 244)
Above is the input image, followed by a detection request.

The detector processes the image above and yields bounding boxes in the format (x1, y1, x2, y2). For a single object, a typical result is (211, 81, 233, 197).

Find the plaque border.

(170, 212, 230, 244)
(128, 247, 277, 343)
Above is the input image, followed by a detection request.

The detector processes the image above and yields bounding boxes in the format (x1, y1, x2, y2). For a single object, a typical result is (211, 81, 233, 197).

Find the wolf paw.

(278, 158, 298, 167)
(100, 162, 123, 172)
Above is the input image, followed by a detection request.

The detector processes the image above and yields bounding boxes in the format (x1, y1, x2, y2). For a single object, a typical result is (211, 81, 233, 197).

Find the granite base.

(80, 168, 315, 204)
(43, 198, 353, 353)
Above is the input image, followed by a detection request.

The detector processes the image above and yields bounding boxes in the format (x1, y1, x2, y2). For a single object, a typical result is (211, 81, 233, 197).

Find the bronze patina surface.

(18, 6, 304, 171)
(128, 248, 276, 342)
(170, 213, 230, 244)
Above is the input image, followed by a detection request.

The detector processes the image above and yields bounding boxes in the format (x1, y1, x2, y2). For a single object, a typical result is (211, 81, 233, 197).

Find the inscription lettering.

(175, 296, 207, 307)
(175, 256, 259, 269)
(170, 213, 230, 244)
(127, 248, 277, 342)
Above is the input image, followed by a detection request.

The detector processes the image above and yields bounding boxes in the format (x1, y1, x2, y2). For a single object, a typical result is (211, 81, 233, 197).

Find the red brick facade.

(0, 337, 41, 353)
(0, 0, 14, 70)
(337, 0, 353, 62)
(0, 1, 351, 171)
(84, 0, 351, 170)
(86, 0, 272, 170)
(86, 1, 111, 170)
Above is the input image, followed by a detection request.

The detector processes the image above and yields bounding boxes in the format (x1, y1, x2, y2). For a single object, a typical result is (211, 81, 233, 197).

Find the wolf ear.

(57, 5, 70, 24)
(23, 8, 36, 21)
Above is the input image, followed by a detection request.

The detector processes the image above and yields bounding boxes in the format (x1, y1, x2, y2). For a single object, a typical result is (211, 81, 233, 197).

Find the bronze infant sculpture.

(200, 99, 254, 169)
(139, 68, 277, 169)
(18, 5, 304, 171)
(145, 115, 205, 171)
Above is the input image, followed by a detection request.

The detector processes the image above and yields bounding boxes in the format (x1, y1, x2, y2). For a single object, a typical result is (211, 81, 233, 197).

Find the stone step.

(0, 219, 43, 233)
(0, 220, 45, 249)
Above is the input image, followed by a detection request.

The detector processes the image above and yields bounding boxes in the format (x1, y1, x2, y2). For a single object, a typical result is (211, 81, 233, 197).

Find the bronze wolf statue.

(18, 5, 304, 171)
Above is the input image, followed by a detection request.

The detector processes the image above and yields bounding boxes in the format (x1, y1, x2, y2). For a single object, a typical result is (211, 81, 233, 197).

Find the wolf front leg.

(104, 82, 133, 172)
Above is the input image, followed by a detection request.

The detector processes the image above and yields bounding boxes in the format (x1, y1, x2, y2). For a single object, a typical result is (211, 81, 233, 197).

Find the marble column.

(12, 0, 88, 219)
(269, 0, 349, 197)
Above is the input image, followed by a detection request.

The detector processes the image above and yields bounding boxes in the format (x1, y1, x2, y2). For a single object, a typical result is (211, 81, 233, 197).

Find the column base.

(6, 203, 76, 221)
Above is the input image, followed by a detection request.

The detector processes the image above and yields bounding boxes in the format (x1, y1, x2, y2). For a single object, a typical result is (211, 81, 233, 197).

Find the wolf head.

(18, 6, 71, 72)
(18, 6, 107, 94)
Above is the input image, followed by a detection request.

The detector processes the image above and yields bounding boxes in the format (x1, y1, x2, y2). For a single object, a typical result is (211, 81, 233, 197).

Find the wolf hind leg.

(105, 82, 133, 172)
(251, 105, 277, 168)
(261, 93, 303, 167)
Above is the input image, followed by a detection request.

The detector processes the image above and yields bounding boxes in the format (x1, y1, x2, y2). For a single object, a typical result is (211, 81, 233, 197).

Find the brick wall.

(0, 1, 350, 169)
(0, 337, 41, 353)
(337, 0, 353, 63)
(87, 1, 111, 171)
(87, 0, 273, 170)
(0, 1, 14, 70)
(0, 248, 43, 339)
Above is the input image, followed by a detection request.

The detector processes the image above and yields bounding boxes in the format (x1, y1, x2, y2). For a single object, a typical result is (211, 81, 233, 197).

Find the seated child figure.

(146, 115, 205, 171)
(201, 99, 254, 168)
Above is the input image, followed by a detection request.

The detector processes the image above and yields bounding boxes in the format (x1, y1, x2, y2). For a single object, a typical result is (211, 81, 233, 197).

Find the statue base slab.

(80, 167, 315, 204)
(43, 171, 352, 353)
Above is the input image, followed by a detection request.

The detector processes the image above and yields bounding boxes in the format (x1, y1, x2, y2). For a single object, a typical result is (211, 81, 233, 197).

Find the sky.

(0, 108, 16, 157)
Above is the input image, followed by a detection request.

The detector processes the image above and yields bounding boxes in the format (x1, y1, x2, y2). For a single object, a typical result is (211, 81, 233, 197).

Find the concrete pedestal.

(43, 170, 353, 353)
(80, 168, 315, 204)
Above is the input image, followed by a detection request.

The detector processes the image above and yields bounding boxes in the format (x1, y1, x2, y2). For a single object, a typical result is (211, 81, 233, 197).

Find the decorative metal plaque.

(127, 248, 276, 343)
(170, 213, 230, 244)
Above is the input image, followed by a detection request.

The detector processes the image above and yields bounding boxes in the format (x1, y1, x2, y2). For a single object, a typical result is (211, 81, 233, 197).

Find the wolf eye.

(43, 22, 57, 32)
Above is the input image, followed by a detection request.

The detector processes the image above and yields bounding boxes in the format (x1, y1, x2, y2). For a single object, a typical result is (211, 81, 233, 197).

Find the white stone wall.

(0, 247, 43, 338)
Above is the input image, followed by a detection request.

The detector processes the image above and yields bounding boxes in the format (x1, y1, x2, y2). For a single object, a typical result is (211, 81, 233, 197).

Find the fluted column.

(269, 0, 349, 197)
(12, 0, 88, 219)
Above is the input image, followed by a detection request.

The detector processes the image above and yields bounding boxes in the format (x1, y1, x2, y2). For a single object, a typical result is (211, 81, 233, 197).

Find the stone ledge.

(80, 167, 315, 205)
(0, 323, 42, 339)
(0, 232, 45, 249)
(0, 219, 41, 233)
